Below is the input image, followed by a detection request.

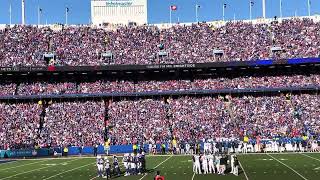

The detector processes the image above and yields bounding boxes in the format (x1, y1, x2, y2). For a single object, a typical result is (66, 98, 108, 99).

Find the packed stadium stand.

(0, 16, 320, 150)
(0, 18, 320, 66)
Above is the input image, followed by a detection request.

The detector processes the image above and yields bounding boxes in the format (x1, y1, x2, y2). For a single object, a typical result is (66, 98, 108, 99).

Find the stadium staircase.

(37, 101, 48, 139)
(103, 99, 110, 141)
(224, 96, 235, 121)
(164, 97, 174, 139)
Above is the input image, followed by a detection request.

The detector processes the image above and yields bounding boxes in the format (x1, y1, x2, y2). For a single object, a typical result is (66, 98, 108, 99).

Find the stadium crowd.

(39, 101, 105, 147)
(0, 74, 319, 96)
(1, 74, 320, 96)
(0, 103, 42, 150)
(1, 17, 320, 151)
(1, 18, 320, 66)
(0, 93, 320, 149)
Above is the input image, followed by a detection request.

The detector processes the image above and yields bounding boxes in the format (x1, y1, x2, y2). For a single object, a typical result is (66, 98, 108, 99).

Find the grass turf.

(0, 153, 320, 180)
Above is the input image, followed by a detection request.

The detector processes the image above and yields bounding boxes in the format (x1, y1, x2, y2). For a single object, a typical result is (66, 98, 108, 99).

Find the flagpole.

(169, 7, 172, 24)
(307, 0, 311, 16)
(262, 0, 266, 19)
(249, 0, 252, 20)
(9, 3, 12, 26)
(22, 0, 25, 25)
(195, 5, 199, 23)
(279, 0, 283, 18)
(65, 8, 68, 25)
(38, 6, 40, 26)
(222, 4, 225, 21)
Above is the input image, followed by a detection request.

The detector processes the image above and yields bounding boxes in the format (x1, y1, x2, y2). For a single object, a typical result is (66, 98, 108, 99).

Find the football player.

(123, 153, 130, 176)
(201, 154, 209, 174)
(130, 153, 137, 175)
(113, 156, 121, 177)
(194, 154, 201, 174)
(96, 155, 104, 177)
(103, 157, 111, 179)
(208, 153, 215, 174)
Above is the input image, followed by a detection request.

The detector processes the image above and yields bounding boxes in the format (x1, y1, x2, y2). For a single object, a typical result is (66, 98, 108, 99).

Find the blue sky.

(0, 0, 319, 25)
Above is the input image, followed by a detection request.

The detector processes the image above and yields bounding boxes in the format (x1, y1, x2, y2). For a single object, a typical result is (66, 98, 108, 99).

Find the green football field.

(0, 153, 320, 180)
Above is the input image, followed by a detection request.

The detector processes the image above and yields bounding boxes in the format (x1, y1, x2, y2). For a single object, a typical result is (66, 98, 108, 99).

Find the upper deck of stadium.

(0, 15, 320, 68)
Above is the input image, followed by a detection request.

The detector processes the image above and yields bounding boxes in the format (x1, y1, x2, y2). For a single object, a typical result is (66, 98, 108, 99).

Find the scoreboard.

(91, 0, 148, 25)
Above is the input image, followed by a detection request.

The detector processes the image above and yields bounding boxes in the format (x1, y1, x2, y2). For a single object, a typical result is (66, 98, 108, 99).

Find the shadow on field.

(111, 169, 155, 179)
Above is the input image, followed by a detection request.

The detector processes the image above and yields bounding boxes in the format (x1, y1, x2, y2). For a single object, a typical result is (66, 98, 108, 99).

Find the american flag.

(170, 5, 177, 11)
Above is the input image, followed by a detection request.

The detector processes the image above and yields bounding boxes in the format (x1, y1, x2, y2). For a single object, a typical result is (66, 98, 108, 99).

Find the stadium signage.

(106, 0, 133, 7)
(0, 57, 319, 73)
(146, 64, 196, 69)
(0, 66, 47, 72)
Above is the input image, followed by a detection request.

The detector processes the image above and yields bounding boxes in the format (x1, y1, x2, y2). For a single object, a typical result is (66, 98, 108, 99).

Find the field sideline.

(0, 153, 320, 180)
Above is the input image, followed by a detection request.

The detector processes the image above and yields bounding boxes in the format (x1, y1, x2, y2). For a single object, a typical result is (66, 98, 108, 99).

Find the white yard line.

(267, 154, 308, 180)
(191, 172, 195, 180)
(138, 155, 173, 180)
(0, 158, 80, 180)
(0, 166, 49, 180)
(301, 153, 320, 162)
(89, 175, 98, 180)
(0, 161, 17, 166)
(0, 160, 47, 171)
(43, 162, 95, 180)
(239, 161, 250, 180)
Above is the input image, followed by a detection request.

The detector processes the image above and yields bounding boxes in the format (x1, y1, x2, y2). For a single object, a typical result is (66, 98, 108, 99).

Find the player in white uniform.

(122, 154, 129, 176)
(215, 155, 221, 174)
(242, 142, 248, 154)
(312, 140, 318, 152)
(230, 154, 235, 174)
(96, 155, 104, 177)
(233, 156, 239, 176)
(202, 154, 209, 174)
(194, 154, 201, 174)
(207, 153, 215, 174)
(186, 143, 190, 154)
(149, 143, 152, 154)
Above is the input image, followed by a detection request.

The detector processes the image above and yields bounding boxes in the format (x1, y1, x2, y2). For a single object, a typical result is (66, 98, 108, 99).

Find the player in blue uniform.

(103, 157, 111, 179)
(113, 155, 121, 176)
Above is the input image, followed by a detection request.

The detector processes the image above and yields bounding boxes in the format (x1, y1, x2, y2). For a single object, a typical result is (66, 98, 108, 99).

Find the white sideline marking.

(43, 162, 95, 180)
(0, 160, 47, 171)
(0, 166, 49, 180)
(239, 161, 250, 180)
(4, 152, 320, 161)
(267, 154, 308, 180)
(138, 155, 173, 180)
